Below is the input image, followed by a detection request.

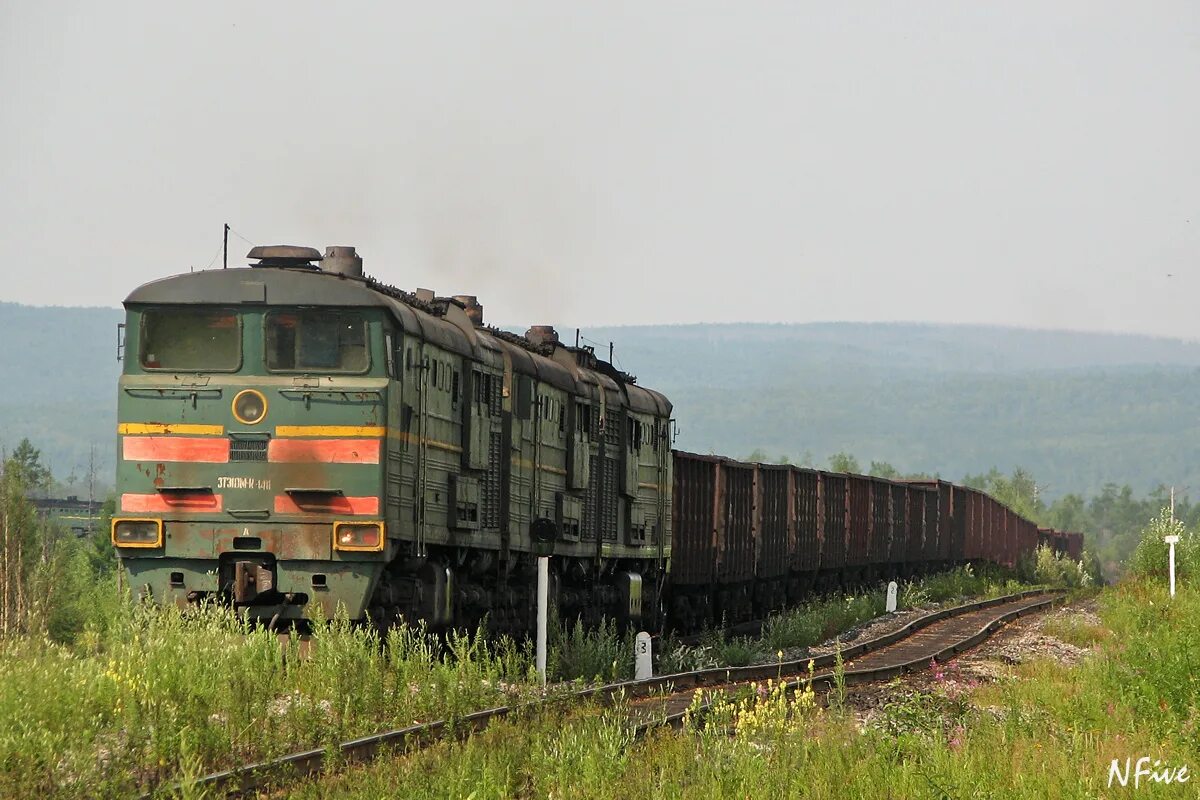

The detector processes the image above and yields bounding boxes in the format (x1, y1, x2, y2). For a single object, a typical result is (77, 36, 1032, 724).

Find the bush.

(0, 462, 117, 644)
(1129, 507, 1196, 581)
(1032, 543, 1093, 588)
(550, 616, 632, 682)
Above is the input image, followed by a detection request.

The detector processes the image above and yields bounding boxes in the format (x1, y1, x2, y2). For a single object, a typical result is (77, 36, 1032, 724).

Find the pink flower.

(949, 725, 965, 751)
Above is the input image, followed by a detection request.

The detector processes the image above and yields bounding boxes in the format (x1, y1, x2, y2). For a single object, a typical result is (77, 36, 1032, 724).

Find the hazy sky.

(2, 2, 1197, 337)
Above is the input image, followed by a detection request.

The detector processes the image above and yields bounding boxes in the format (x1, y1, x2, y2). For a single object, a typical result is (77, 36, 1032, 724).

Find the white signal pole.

(1165, 534, 1180, 598)
(536, 556, 549, 686)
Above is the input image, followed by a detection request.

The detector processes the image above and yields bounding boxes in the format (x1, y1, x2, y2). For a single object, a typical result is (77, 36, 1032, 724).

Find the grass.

(0, 589, 540, 798)
(662, 563, 1044, 668)
(550, 616, 634, 683)
(284, 576, 1196, 800)
(0, 558, 1077, 798)
(1041, 614, 1109, 649)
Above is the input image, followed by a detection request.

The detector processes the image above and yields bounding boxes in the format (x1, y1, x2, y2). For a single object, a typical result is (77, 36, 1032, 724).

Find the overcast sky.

(2, 2, 1197, 337)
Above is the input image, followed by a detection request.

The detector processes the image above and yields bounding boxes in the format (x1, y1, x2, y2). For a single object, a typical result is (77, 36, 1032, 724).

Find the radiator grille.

(230, 438, 268, 462)
(481, 431, 502, 528)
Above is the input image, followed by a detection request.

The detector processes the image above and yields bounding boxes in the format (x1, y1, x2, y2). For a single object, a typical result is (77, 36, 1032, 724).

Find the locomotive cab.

(115, 251, 392, 624)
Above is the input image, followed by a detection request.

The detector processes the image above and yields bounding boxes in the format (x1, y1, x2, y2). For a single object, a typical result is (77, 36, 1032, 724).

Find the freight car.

(112, 245, 671, 633)
(112, 243, 1082, 635)
(1038, 527, 1084, 561)
(667, 453, 1050, 630)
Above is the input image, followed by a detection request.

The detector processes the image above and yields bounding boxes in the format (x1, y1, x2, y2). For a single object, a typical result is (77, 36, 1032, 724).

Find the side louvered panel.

(481, 431, 502, 529)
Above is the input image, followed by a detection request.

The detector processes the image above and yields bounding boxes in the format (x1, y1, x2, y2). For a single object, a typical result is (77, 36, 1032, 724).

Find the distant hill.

(2, 302, 1198, 499)
(580, 323, 1200, 497)
(0, 303, 123, 492)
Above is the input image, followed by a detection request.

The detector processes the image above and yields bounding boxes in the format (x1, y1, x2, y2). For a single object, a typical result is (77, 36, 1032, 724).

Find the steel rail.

(160, 589, 1058, 798)
(629, 590, 1060, 734)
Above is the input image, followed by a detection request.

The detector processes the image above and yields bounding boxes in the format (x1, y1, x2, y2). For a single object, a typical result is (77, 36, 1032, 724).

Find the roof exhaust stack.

(322, 246, 363, 278)
(453, 295, 484, 327)
(525, 325, 560, 348)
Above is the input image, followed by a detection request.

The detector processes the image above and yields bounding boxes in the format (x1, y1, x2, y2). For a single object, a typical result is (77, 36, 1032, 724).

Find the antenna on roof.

(223, 223, 229, 269)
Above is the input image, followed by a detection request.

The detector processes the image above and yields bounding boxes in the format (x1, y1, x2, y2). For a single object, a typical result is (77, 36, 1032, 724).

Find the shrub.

(1030, 544, 1092, 589)
(1129, 506, 1196, 581)
(550, 616, 632, 682)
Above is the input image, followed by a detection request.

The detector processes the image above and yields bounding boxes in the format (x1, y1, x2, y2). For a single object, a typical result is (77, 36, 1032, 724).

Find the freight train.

(668, 453, 1084, 630)
(112, 244, 1082, 633)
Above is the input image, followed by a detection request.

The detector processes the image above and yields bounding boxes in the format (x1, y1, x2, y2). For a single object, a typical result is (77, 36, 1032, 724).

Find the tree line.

(0, 438, 115, 641)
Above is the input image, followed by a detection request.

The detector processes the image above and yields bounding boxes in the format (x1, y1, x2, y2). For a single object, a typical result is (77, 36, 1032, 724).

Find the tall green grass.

(0, 592, 537, 798)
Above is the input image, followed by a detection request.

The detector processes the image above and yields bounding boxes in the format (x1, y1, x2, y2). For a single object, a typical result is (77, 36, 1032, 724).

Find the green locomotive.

(113, 245, 672, 632)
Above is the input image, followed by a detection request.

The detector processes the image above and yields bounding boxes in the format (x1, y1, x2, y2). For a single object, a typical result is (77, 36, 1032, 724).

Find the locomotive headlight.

(112, 518, 164, 548)
(333, 521, 385, 552)
(232, 389, 268, 425)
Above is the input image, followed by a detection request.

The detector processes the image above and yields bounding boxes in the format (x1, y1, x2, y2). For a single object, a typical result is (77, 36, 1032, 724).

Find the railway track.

(167, 589, 1059, 799)
(626, 590, 1058, 733)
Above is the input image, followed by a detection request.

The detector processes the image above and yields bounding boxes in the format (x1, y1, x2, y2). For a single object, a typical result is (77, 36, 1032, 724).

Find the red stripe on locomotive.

(268, 438, 381, 464)
(122, 492, 224, 512)
(123, 436, 231, 463)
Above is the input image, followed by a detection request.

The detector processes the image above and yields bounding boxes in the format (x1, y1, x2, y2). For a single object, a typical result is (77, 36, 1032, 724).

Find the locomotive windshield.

(265, 309, 368, 372)
(140, 308, 240, 371)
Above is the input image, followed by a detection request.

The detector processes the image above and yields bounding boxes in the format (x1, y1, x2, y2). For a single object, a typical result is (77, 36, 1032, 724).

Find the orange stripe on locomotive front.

(122, 436, 231, 463)
(121, 492, 224, 512)
(267, 438, 381, 464)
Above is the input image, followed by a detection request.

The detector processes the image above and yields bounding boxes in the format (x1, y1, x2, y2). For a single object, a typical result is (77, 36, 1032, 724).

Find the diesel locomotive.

(113, 245, 671, 632)
(112, 243, 1083, 634)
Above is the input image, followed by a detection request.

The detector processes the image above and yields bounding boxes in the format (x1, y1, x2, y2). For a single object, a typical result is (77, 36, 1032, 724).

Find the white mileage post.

(1165, 535, 1180, 598)
(536, 556, 549, 686)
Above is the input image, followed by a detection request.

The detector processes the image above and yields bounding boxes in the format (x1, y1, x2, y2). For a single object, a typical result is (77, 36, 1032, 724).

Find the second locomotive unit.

(112, 245, 672, 632)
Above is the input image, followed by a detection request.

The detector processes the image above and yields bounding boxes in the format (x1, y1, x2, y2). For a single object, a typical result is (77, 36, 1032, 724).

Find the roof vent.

(525, 325, 560, 348)
(322, 246, 363, 278)
(247, 245, 322, 269)
(453, 295, 484, 326)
